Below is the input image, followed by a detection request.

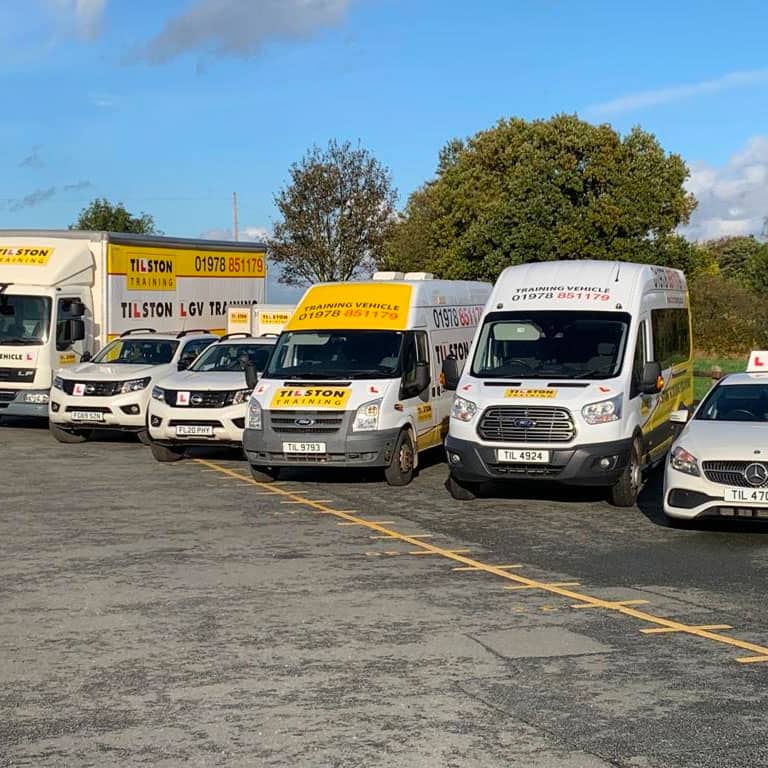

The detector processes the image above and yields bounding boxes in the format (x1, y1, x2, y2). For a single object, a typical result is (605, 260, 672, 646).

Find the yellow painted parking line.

(641, 624, 733, 635)
(280, 499, 333, 504)
(338, 521, 395, 526)
(370, 534, 398, 540)
(505, 581, 580, 590)
(193, 458, 768, 665)
(453, 564, 524, 571)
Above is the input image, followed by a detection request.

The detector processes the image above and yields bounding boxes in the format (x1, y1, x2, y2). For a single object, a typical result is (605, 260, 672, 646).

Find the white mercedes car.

(664, 352, 768, 522)
(147, 333, 276, 461)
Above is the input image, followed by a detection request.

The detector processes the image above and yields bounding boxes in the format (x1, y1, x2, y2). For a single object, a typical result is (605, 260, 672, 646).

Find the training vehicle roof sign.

(747, 351, 768, 373)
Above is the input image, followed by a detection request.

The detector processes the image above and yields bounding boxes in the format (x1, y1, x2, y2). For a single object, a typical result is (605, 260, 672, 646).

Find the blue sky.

(1, 0, 767, 301)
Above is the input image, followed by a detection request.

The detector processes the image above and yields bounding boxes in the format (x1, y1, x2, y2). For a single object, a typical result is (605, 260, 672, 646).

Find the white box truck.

(443, 260, 693, 506)
(0, 230, 267, 419)
(242, 272, 491, 485)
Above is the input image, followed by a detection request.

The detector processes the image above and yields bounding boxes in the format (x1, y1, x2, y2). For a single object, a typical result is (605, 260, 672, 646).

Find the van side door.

(399, 331, 437, 451)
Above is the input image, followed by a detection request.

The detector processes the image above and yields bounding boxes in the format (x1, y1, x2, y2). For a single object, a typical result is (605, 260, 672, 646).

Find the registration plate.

(496, 448, 550, 463)
(724, 488, 768, 505)
(283, 441, 326, 454)
(176, 425, 214, 437)
(70, 410, 104, 422)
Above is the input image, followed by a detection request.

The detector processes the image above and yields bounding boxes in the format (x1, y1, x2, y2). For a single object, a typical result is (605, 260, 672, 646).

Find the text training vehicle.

(242, 272, 491, 485)
(443, 260, 693, 505)
(0, 230, 267, 419)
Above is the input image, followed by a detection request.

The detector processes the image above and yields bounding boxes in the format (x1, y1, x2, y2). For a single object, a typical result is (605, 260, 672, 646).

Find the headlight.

(247, 398, 262, 430)
(230, 388, 253, 405)
(451, 395, 477, 422)
(53, 376, 64, 390)
(670, 446, 700, 476)
(151, 386, 165, 402)
(352, 399, 381, 432)
(582, 394, 622, 425)
(121, 377, 151, 394)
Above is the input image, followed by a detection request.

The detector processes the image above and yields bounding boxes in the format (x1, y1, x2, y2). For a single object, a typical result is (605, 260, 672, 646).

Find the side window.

(55, 298, 78, 352)
(651, 309, 690, 369)
(181, 338, 213, 362)
(631, 322, 647, 398)
(400, 331, 429, 398)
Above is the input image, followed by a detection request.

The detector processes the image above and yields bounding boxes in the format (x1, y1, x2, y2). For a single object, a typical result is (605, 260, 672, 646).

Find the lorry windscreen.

(92, 339, 179, 365)
(190, 343, 273, 373)
(471, 310, 631, 380)
(0, 295, 51, 345)
(265, 330, 404, 380)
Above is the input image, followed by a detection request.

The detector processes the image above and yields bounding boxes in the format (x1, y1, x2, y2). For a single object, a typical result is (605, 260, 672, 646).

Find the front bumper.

(0, 388, 50, 418)
(148, 400, 246, 446)
(444, 434, 634, 486)
(49, 389, 151, 431)
(663, 466, 768, 520)
(243, 410, 400, 468)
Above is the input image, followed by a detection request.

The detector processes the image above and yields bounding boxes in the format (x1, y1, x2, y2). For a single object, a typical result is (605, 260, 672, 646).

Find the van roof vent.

(372, 271, 404, 281)
(404, 272, 434, 280)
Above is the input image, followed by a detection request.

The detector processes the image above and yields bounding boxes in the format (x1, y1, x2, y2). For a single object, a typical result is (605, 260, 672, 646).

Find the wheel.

(610, 438, 642, 507)
(49, 422, 91, 443)
(384, 429, 415, 486)
(150, 442, 184, 462)
(136, 428, 152, 446)
(249, 464, 281, 482)
(446, 473, 480, 500)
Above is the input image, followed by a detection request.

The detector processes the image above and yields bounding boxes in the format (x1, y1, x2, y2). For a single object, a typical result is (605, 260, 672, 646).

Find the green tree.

(383, 115, 696, 280)
(700, 236, 768, 291)
(71, 198, 160, 234)
(270, 140, 397, 286)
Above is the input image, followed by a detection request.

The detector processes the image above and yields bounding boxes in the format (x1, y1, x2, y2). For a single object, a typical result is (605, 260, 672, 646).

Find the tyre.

(49, 422, 91, 443)
(249, 464, 281, 482)
(610, 438, 643, 507)
(384, 429, 415, 486)
(150, 442, 184, 462)
(446, 473, 480, 500)
(136, 428, 152, 446)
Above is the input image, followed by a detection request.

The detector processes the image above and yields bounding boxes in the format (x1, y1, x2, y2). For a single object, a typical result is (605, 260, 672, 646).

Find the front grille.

(270, 410, 345, 434)
(703, 461, 768, 488)
(0, 390, 17, 402)
(0, 369, 34, 382)
(62, 380, 121, 396)
(478, 406, 575, 443)
(165, 389, 230, 408)
(65, 405, 111, 413)
(487, 463, 562, 477)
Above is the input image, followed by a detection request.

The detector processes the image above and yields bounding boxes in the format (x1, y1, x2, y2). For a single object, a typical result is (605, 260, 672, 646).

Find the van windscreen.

(471, 310, 631, 380)
(264, 330, 404, 379)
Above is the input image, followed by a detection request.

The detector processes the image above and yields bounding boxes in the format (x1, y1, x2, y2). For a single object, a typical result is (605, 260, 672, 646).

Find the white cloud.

(585, 68, 768, 117)
(199, 225, 305, 303)
(49, 0, 108, 39)
(135, 0, 351, 64)
(683, 136, 768, 242)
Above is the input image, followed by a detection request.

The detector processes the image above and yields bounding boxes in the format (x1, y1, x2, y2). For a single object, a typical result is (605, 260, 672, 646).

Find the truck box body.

(0, 230, 266, 417)
(226, 304, 295, 337)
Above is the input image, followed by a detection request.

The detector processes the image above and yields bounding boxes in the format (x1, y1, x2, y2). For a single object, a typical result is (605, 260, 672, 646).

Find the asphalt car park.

(3, 419, 768, 767)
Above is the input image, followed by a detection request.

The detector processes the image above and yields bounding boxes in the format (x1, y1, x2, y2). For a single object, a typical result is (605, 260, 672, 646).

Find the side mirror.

(640, 361, 662, 395)
(244, 363, 259, 389)
(441, 356, 462, 391)
(177, 359, 190, 371)
(67, 318, 86, 342)
(69, 300, 86, 318)
(80, 350, 92, 363)
(414, 361, 431, 394)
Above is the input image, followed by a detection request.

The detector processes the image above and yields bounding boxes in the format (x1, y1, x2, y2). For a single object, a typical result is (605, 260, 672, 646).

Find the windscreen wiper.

(0, 337, 32, 345)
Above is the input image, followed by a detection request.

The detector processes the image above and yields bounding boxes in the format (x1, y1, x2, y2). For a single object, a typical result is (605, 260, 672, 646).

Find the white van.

(242, 273, 491, 485)
(443, 260, 693, 505)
